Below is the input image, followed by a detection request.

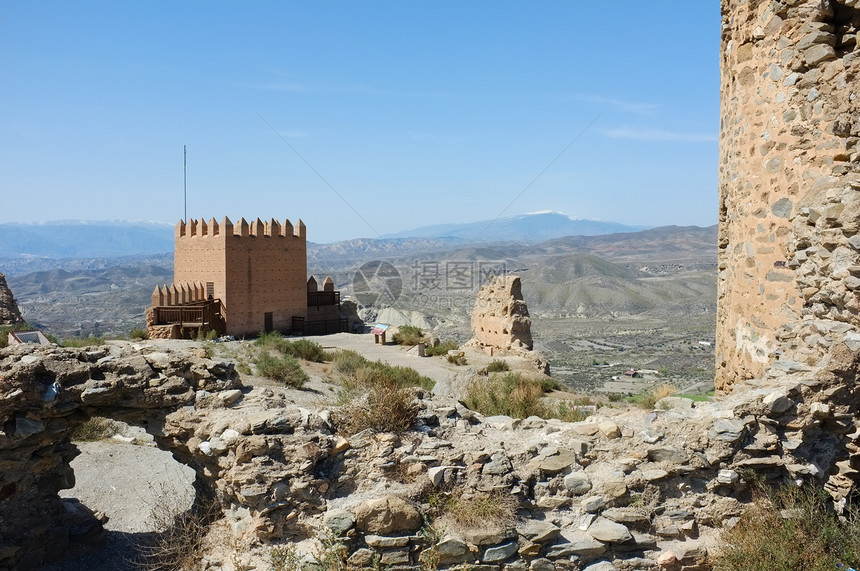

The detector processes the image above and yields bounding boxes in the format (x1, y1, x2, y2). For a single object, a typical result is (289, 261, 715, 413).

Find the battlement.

(151, 281, 209, 307)
(175, 217, 306, 239)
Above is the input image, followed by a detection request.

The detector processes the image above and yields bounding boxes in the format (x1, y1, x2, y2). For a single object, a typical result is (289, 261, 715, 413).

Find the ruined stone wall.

(717, 0, 860, 392)
(0, 273, 23, 325)
(172, 217, 307, 336)
(467, 275, 533, 353)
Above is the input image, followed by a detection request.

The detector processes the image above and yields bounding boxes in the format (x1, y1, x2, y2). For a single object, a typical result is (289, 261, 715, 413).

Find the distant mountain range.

(0, 221, 174, 258)
(384, 212, 648, 242)
(0, 213, 652, 260)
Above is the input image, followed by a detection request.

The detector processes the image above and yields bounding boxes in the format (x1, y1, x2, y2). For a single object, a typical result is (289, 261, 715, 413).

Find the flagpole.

(183, 145, 187, 222)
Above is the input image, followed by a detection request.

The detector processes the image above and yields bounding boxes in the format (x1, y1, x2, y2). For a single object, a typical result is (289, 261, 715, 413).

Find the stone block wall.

(172, 217, 308, 336)
(717, 0, 860, 392)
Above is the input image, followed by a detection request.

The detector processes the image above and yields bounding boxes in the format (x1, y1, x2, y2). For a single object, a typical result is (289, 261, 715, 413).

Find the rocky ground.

(6, 331, 851, 571)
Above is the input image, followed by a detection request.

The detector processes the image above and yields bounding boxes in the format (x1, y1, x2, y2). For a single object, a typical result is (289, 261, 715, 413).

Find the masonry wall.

(173, 217, 308, 336)
(717, 0, 860, 392)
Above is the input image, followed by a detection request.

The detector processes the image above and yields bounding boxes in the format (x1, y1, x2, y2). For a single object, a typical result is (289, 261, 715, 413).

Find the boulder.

(353, 495, 421, 534)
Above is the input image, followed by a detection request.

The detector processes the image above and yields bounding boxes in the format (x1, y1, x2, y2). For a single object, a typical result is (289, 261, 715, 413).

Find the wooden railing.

(308, 291, 340, 307)
(151, 299, 225, 336)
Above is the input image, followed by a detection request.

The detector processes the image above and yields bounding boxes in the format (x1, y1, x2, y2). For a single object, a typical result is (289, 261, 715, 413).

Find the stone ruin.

(1, 1, 860, 568)
(0, 273, 23, 326)
(466, 275, 550, 374)
(717, 0, 860, 392)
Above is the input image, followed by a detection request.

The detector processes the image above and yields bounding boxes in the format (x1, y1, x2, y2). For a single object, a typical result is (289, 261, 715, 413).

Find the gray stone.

(546, 535, 606, 558)
(347, 548, 375, 567)
(709, 419, 746, 442)
(639, 428, 663, 444)
(365, 534, 409, 547)
(484, 451, 513, 475)
(533, 449, 577, 473)
(582, 560, 617, 571)
(581, 495, 604, 513)
(642, 469, 669, 481)
(436, 535, 468, 558)
(771, 198, 793, 218)
(483, 540, 518, 563)
(80, 386, 112, 404)
(804, 44, 836, 66)
(563, 472, 593, 495)
(14, 417, 45, 438)
(218, 389, 242, 405)
(763, 391, 794, 415)
(598, 421, 621, 438)
(530, 559, 556, 571)
(717, 469, 740, 485)
(602, 507, 648, 524)
(323, 508, 355, 534)
(647, 447, 688, 464)
(379, 549, 410, 565)
(518, 520, 560, 544)
(587, 517, 632, 543)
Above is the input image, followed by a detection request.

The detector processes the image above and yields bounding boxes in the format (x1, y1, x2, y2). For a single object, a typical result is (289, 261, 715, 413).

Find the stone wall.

(717, 0, 860, 392)
(467, 275, 534, 353)
(1, 341, 857, 570)
(169, 216, 308, 336)
(0, 273, 23, 325)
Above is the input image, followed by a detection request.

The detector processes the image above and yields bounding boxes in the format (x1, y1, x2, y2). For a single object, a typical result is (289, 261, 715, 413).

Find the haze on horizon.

(0, 1, 720, 244)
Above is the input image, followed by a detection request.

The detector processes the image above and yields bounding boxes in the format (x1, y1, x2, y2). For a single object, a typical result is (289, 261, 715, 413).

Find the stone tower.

(717, 0, 860, 392)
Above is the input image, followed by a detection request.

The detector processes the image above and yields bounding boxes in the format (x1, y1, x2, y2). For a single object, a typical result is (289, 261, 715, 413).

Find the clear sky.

(0, 1, 720, 243)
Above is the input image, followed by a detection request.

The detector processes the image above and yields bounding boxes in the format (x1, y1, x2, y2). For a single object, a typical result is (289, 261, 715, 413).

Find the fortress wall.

(173, 217, 308, 336)
(223, 219, 307, 335)
(717, 0, 860, 392)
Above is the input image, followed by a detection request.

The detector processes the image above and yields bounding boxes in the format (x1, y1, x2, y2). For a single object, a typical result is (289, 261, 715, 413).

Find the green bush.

(254, 353, 309, 388)
(714, 483, 860, 571)
(392, 325, 424, 346)
(330, 349, 367, 375)
(425, 341, 458, 357)
(446, 353, 467, 366)
(129, 327, 149, 340)
(254, 332, 327, 362)
(485, 359, 510, 372)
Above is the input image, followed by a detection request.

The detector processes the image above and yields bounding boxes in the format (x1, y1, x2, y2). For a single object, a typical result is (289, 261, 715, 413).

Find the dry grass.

(254, 353, 309, 388)
(136, 487, 218, 571)
(428, 490, 517, 533)
(463, 372, 589, 422)
(336, 378, 418, 435)
(713, 484, 860, 571)
(70, 416, 122, 442)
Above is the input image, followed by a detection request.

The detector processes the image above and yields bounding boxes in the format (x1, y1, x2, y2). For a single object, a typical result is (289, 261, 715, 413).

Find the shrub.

(137, 489, 218, 571)
(464, 372, 589, 421)
(425, 341, 458, 357)
(255, 353, 309, 388)
(485, 359, 510, 373)
(446, 353, 467, 366)
(713, 483, 860, 571)
(129, 327, 149, 341)
(338, 378, 418, 435)
(392, 325, 424, 346)
(330, 349, 367, 375)
(61, 336, 106, 348)
(70, 417, 121, 442)
(254, 332, 327, 362)
(201, 341, 215, 358)
(428, 490, 517, 532)
(288, 338, 328, 362)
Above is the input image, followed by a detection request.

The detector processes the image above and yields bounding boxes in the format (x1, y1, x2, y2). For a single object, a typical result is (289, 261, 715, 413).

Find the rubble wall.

(717, 0, 860, 392)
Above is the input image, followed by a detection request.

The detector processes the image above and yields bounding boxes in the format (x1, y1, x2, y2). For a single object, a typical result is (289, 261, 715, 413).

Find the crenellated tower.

(150, 216, 308, 337)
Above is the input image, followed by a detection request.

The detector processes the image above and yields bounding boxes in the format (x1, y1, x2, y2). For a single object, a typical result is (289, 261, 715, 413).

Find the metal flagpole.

(184, 145, 187, 222)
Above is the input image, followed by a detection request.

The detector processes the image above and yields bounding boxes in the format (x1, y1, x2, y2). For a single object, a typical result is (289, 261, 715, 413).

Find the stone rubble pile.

(1, 342, 857, 570)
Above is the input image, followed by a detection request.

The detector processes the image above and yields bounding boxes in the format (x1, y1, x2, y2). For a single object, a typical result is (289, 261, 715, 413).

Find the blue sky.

(0, 1, 720, 243)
